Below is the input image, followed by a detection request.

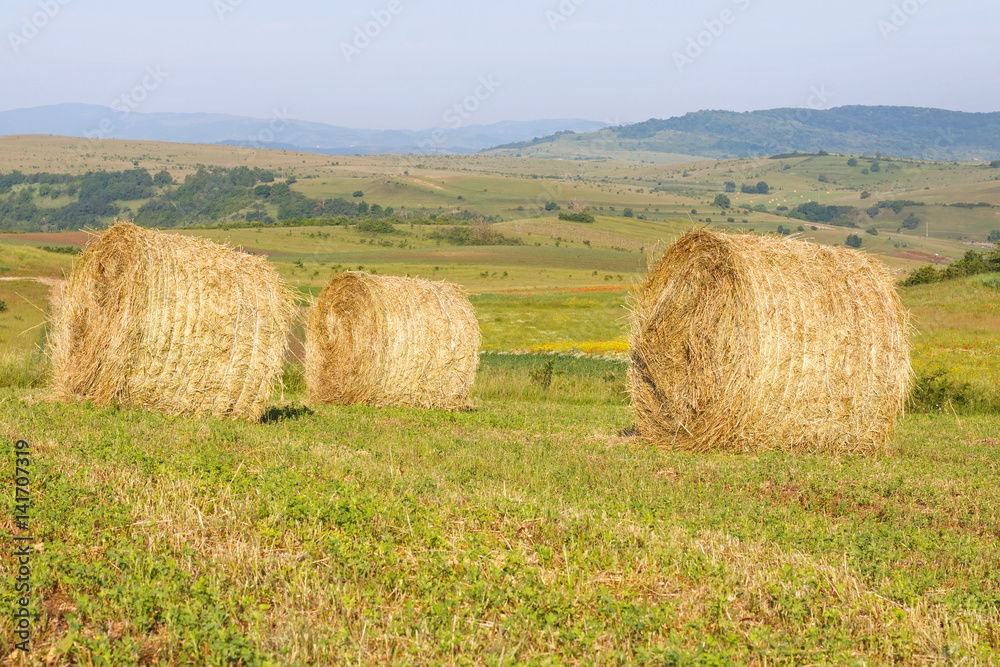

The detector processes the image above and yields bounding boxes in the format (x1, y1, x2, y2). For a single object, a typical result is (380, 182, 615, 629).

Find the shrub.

(845, 234, 863, 248)
(901, 265, 940, 286)
(529, 359, 555, 390)
(909, 368, 1000, 414)
(848, 158, 859, 167)
(866, 227, 879, 236)
(558, 212, 595, 223)
(356, 219, 397, 234)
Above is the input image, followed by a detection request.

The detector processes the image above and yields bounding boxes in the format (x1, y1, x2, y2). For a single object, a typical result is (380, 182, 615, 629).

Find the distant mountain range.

(4, 104, 998, 163)
(485, 106, 1000, 162)
(0, 104, 606, 155)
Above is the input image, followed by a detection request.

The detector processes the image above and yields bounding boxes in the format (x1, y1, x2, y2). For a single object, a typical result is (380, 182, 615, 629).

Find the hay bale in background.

(306, 272, 480, 410)
(628, 230, 912, 454)
(50, 221, 294, 421)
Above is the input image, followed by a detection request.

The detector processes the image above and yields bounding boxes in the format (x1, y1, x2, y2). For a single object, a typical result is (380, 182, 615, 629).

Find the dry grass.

(306, 272, 481, 410)
(629, 230, 913, 454)
(49, 221, 294, 421)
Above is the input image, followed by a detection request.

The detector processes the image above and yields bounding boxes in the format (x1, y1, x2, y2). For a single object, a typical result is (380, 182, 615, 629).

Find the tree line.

(0, 166, 402, 232)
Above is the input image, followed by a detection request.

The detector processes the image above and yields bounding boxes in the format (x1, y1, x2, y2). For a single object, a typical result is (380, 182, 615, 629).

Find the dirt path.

(409, 177, 445, 191)
(0, 276, 66, 314)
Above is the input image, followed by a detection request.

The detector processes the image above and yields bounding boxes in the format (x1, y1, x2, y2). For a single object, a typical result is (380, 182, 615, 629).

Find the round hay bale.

(49, 221, 295, 421)
(628, 230, 912, 454)
(306, 272, 480, 410)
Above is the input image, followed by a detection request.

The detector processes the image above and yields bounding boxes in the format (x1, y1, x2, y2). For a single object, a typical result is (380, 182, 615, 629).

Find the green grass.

(2, 136, 999, 663)
(0, 279, 56, 352)
(2, 370, 999, 663)
(473, 288, 632, 351)
(903, 275, 1000, 410)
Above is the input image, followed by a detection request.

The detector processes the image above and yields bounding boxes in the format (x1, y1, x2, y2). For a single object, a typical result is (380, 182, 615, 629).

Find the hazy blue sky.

(1, 0, 997, 129)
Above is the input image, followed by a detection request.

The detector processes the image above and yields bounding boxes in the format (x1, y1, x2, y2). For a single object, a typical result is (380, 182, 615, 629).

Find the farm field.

(1, 138, 999, 663)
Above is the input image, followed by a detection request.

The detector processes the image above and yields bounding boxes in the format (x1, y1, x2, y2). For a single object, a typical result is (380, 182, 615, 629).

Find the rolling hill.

(486, 106, 1000, 163)
(0, 104, 605, 156)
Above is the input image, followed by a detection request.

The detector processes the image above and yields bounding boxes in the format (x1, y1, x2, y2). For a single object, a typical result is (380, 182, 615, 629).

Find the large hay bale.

(306, 272, 480, 409)
(628, 230, 912, 454)
(50, 221, 294, 421)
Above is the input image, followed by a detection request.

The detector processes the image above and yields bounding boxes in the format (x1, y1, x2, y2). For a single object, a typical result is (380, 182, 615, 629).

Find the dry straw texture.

(628, 230, 912, 454)
(306, 272, 480, 410)
(50, 221, 294, 421)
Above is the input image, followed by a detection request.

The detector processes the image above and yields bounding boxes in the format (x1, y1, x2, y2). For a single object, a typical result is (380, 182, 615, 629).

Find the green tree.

(623, 208, 634, 218)
(845, 234, 863, 248)
(847, 158, 859, 167)
(723, 181, 736, 193)
(987, 229, 1000, 243)
(990, 160, 1000, 168)
(353, 190, 364, 197)
(713, 194, 731, 209)
(756, 181, 770, 194)
(902, 213, 920, 230)
(870, 161, 882, 173)
(544, 201, 559, 211)
(901, 265, 941, 286)
(153, 170, 173, 186)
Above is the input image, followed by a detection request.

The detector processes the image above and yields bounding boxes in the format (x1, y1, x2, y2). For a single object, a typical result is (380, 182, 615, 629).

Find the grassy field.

(1, 355, 999, 663)
(1, 256, 998, 663)
(1, 138, 999, 663)
(2, 135, 999, 273)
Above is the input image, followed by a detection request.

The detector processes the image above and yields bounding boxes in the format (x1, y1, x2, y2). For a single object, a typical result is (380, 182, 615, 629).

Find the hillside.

(0, 104, 605, 156)
(487, 106, 1000, 163)
(0, 135, 998, 276)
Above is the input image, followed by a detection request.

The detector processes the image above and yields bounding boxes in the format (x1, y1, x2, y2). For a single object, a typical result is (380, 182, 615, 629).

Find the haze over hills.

(0, 104, 605, 156)
(486, 106, 1000, 163)
(4, 104, 1000, 163)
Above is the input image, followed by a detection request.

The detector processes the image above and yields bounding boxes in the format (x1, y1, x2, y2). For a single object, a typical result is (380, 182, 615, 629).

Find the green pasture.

(1, 137, 999, 663)
(1, 350, 998, 663)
